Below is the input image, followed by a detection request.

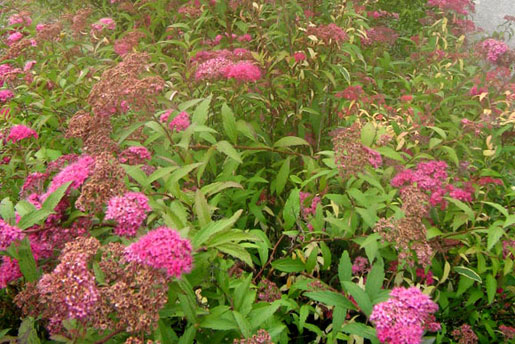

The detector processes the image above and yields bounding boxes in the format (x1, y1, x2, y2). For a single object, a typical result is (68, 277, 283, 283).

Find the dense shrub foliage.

(0, 0, 514, 343)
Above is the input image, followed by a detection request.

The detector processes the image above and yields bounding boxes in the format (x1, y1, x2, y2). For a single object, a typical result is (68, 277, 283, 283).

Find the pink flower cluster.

(352, 256, 369, 275)
(364, 146, 382, 168)
(208, 32, 252, 45)
(367, 10, 399, 20)
(7, 32, 23, 45)
(293, 52, 306, 62)
(125, 227, 193, 278)
(91, 17, 116, 31)
(370, 287, 441, 344)
(300, 192, 321, 218)
(480, 39, 508, 62)
(105, 192, 151, 237)
(8, 13, 32, 27)
(119, 146, 152, 164)
(336, 85, 363, 101)
(224, 61, 261, 82)
(193, 49, 261, 82)
(7, 124, 37, 143)
(0, 219, 24, 250)
(160, 110, 191, 132)
(416, 268, 434, 285)
(44, 155, 95, 197)
(0, 89, 14, 103)
(427, 0, 475, 15)
(391, 161, 473, 208)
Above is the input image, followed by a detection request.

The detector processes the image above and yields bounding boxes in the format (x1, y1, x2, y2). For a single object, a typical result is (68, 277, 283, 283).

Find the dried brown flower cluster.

(36, 23, 62, 42)
(374, 217, 433, 267)
(125, 338, 161, 344)
(331, 123, 381, 179)
(234, 329, 273, 344)
(93, 243, 168, 334)
(68, 8, 92, 37)
(257, 279, 281, 302)
(374, 185, 435, 266)
(75, 152, 126, 213)
(0, 38, 32, 61)
(87, 52, 164, 117)
(66, 110, 118, 155)
(16, 238, 169, 337)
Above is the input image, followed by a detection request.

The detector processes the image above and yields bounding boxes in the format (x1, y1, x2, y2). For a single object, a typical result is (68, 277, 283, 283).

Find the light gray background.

(473, 0, 515, 47)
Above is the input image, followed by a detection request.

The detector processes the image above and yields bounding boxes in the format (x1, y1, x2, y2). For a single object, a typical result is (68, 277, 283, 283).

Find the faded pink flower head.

(7, 32, 23, 45)
(293, 52, 306, 62)
(125, 227, 193, 278)
(195, 57, 234, 80)
(7, 125, 37, 143)
(370, 287, 440, 344)
(8, 13, 32, 27)
(105, 192, 151, 237)
(119, 146, 152, 164)
(481, 39, 508, 62)
(0, 90, 14, 103)
(223, 61, 261, 82)
(169, 111, 190, 132)
(91, 17, 116, 32)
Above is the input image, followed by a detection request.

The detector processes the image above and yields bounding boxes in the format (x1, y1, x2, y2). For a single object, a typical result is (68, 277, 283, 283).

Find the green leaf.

(233, 311, 251, 338)
(482, 201, 509, 218)
(332, 305, 346, 334)
(17, 208, 53, 230)
(178, 326, 196, 344)
(0, 198, 15, 224)
(485, 274, 497, 305)
(275, 158, 290, 195)
(217, 243, 253, 267)
(454, 266, 482, 283)
(274, 136, 310, 148)
(194, 190, 211, 227)
(192, 210, 242, 248)
(446, 197, 474, 220)
(15, 238, 39, 282)
(441, 146, 459, 167)
(487, 224, 504, 251)
(342, 281, 373, 316)
(178, 293, 197, 322)
(365, 261, 384, 300)
(304, 291, 356, 310)
(41, 181, 72, 211)
(215, 140, 243, 163)
(17, 317, 40, 344)
(191, 96, 212, 125)
(201, 181, 243, 197)
(221, 103, 238, 144)
(249, 301, 281, 329)
(360, 122, 376, 147)
(234, 275, 253, 314)
(319, 241, 332, 270)
(283, 188, 300, 230)
(271, 258, 305, 273)
(338, 251, 352, 287)
(341, 323, 378, 341)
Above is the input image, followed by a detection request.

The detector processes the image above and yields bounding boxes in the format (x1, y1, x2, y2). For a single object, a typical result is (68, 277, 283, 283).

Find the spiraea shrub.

(0, 0, 513, 343)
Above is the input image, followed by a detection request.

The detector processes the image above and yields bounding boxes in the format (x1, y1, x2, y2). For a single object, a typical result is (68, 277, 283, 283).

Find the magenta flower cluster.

(0, 219, 24, 251)
(224, 61, 262, 82)
(427, 0, 475, 15)
(125, 227, 193, 278)
(7, 124, 38, 143)
(480, 39, 508, 62)
(391, 161, 473, 208)
(105, 192, 151, 237)
(0, 89, 14, 103)
(370, 287, 441, 344)
(44, 155, 95, 198)
(160, 110, 191, 132)
(193, 49, 261, 82)
(300, 192, 321, 218)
